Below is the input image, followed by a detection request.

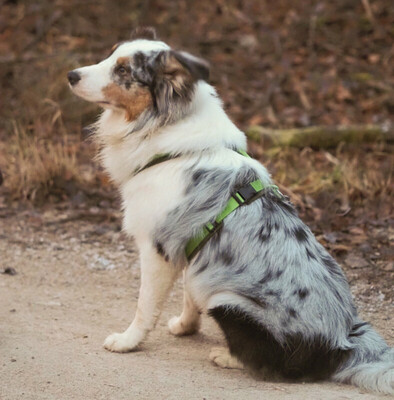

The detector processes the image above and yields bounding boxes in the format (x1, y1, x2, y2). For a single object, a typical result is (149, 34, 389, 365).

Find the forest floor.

(0, 208, 392, 400)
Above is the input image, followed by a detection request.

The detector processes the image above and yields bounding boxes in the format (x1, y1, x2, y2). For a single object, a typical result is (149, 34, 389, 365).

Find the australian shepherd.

(68, 27, 393, 394)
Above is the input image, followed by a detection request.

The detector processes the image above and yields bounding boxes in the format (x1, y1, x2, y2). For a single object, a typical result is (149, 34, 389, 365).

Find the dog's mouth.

(96, 100, 124, 111)
(68, 85, 111, 106)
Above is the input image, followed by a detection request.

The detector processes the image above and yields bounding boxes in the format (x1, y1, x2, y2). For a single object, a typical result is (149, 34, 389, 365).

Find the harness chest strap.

(185, 179, 282, 261)
(132, 149, 282, 262)
(134, 153, 180, 175)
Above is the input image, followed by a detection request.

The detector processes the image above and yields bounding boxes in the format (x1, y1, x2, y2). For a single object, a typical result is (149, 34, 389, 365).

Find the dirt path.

(0, 208, 392, 400)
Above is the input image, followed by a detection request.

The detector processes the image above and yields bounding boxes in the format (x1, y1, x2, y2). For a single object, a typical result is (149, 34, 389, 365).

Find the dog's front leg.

(104, 245, 179, 352)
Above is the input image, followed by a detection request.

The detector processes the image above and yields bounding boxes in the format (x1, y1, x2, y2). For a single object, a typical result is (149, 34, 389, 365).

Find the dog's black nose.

(67, 70, 81, 86)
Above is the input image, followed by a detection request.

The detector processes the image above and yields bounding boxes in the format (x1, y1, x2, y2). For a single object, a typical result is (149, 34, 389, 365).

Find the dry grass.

(2, 120, 79, 202)
(264, 143, 393, 212)
(1, 53, 98, 204)
(1, 120, 392, 207)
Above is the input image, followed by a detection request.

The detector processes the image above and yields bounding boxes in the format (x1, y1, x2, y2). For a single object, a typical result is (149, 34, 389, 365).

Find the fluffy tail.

(333, 322, 394, 394)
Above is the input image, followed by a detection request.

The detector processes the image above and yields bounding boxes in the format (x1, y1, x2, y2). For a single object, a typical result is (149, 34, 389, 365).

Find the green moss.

(246, 125, 390, 149)
(351, 72, 374, 82)
(246, 125, 264, 142)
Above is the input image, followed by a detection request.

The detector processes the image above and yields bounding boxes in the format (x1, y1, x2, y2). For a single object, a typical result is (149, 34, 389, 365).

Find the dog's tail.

(333, 321, 394, 394)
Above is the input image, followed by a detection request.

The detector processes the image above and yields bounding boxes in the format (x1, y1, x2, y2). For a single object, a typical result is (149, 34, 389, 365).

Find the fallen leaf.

(323, 232, 338, 244)
(345, 253, 370, 269)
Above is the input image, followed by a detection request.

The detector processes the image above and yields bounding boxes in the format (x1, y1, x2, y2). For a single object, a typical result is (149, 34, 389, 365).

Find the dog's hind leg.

(103, 245, 179, 353)
(168, 271, 201, 336)
(209, 347, 244, 369)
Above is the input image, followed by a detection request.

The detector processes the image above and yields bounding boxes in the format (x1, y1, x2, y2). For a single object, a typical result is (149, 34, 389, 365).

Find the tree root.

(246, 124, 393, 149)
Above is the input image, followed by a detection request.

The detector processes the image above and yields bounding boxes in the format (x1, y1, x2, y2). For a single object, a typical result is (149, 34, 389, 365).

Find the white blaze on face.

(70, 61, 112, 103)
(69, 40, 170, 106)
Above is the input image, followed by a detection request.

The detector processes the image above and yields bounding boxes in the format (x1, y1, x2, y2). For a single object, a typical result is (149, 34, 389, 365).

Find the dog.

(68, 27, 393, 394)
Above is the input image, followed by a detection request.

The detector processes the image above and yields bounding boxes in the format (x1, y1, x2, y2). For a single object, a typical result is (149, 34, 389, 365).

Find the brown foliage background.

(2, 0, 394, 132)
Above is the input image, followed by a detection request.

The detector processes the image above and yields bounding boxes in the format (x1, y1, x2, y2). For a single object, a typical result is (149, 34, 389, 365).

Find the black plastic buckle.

(187, 221, 223, 261)
(205, 221, 222, 234)
(235, 184, 258, 205)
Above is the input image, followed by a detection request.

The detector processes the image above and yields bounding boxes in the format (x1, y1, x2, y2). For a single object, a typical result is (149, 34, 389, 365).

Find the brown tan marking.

(163, 56, 194, 95)
(116, 56, 130, 66)
(102, 83, 152, 122)
(107, 42, 121, 58)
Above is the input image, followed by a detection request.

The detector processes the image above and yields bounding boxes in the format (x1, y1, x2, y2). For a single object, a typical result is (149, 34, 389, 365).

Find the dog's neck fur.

(95, 81, 247, 185)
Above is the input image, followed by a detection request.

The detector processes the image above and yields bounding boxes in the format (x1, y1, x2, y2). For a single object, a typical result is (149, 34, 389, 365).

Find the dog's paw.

(209, 347, 243, 369)
(103, 331, 143, 353)
(168, 315, 200, 336)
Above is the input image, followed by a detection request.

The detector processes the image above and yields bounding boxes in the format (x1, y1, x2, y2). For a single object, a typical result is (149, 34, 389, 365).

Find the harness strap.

(135, 149, 250, 176)
(185, 180, 281, 261)
(134, 153, 180, 175)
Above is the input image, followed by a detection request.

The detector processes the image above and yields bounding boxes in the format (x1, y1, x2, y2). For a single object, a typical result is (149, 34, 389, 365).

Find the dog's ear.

(150, 50, 210, 114)
(130, 26, 157, 41)
(171, 51, 210, 82)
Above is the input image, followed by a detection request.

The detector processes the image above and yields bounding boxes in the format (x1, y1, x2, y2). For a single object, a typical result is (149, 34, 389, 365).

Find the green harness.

(134, 150, 282, 261)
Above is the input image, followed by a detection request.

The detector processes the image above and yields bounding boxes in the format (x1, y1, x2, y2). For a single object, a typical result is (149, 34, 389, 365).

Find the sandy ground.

(0, 208, 393, 400)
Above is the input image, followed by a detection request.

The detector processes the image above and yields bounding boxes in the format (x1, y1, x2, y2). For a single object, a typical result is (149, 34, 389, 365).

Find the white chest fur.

(121, 160, 186, 245)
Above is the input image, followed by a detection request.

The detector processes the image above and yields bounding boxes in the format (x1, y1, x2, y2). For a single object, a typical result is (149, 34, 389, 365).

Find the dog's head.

(68, 27, 209, 124)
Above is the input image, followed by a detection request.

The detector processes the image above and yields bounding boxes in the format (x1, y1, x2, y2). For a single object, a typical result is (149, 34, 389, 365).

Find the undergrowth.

(2, 120, 79, 202)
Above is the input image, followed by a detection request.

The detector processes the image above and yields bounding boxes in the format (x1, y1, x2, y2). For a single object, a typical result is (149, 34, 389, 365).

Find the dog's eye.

(117, 66, 128, 76)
